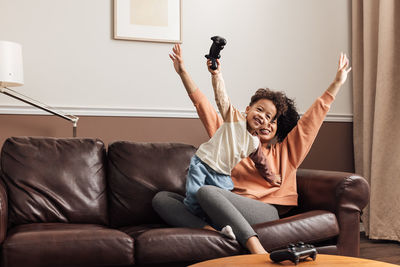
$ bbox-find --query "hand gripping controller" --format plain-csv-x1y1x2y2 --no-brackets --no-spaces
269,242,317,265
205,36,227,70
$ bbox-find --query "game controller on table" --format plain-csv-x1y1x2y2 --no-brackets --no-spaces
205,36,227,70
269,242,317,265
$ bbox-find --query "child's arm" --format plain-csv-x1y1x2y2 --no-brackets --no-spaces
207,59,231,121
169,44,198,95
249,144,281,187
170,44,223,138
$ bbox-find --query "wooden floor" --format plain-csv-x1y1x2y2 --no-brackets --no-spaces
359,232,400,265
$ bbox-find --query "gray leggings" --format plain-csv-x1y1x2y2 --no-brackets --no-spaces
152,185,279,247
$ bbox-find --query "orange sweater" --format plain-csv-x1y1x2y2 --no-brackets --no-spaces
189,89,335,206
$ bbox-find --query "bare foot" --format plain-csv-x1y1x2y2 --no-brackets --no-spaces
246,236,269,254
203,225,216,231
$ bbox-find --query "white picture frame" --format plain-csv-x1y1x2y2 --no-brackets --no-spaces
113,0,182,43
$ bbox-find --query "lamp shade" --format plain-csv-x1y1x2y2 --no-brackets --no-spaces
0,40,24,87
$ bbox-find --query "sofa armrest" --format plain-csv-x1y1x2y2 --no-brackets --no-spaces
0,172,8,244
293,169,370,256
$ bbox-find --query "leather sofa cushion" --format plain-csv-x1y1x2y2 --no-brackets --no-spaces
1,223,134,267
119,223,168,239
126,210,339,265
107,141,196,227
1,137,108,226
126,227,244,265
254,210,339,251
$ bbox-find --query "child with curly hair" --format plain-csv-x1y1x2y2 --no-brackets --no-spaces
153,44,351,254
183,51,287,238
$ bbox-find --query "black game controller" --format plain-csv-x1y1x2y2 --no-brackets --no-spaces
269,242,317,265
205,36,227,70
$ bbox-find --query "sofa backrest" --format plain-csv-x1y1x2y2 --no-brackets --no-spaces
0,137,108,226
107,141,196,228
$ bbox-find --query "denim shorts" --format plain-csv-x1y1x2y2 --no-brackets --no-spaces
183,155,233,217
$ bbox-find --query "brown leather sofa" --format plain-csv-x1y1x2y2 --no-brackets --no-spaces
0,137,370,267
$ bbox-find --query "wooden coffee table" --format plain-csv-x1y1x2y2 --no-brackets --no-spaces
189,254,399,266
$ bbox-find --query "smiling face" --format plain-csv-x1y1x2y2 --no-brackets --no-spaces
245,98,278,143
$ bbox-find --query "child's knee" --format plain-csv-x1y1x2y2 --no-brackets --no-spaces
196,185,218,200
152,191,168,210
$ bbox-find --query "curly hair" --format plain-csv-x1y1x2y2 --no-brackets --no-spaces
276,96,299,142
249,88,299,142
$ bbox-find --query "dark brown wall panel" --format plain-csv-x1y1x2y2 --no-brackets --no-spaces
0,115,354,172
300,122,354,172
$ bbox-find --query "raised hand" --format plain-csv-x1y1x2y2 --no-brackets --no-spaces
334,52,352,85
169,44,198,94
169,44,186,75
207,58,221,75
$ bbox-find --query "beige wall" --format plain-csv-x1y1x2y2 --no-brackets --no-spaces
0,0,352,120
0,115,354,173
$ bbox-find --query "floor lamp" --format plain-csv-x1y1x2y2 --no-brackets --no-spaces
0,40,79,137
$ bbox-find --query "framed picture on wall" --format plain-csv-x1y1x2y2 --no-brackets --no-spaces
113,0,182,43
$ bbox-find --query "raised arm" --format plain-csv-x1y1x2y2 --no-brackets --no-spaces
169,44,223,137
169,44,198,95
283,53,352,167
207,59,230,121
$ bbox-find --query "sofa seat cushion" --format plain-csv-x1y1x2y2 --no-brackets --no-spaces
1,223,134,267
119,224,167,239
127,210,338,265
122,227,244,265
254,210,340,251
